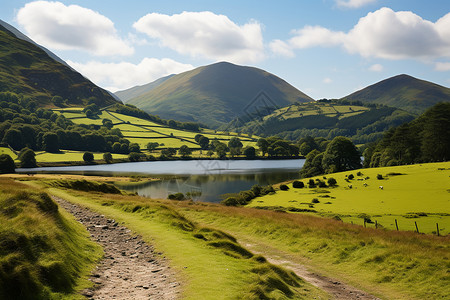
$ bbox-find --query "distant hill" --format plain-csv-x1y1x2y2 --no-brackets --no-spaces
342,74,450,114
115,74,174,103
0,21,118,107
123,62,313,128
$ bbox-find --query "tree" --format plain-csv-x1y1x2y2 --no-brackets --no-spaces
19,148,37,168
129,143,140,153
322,136,361,173
42,132,59,153
103,152,113,163
3,128,23,150
0,154,15,173
128,152,141,162
299,149,324,178
52,96,64,107
178,145,192,158
83,152,94,163
228,137,243,149
146,142,159,151
243,146,256,159
257,138,269,156
198,136,210,150
215,142,228,158
102,118,113,129
112,142,121,153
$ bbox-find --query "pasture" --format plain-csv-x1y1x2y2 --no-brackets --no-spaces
248,162,450,235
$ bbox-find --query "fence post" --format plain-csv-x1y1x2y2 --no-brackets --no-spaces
395,219,399,231
375,220,378,229
436,223,440,236
414,221,419,233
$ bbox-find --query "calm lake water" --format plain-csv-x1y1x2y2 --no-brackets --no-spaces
18,159,305,203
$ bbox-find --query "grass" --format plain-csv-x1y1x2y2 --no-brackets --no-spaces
44,184,324,299
0,178,102,299
247,162,450,235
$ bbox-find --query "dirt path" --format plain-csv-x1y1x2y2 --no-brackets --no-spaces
53,196,181,299
242,241,380,300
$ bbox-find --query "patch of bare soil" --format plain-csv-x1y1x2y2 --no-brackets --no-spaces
243,241,380,300
53,196,180,299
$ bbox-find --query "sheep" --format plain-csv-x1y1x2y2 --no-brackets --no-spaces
379,186,384,190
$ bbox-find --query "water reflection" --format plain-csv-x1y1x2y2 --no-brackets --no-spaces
117,171,300,203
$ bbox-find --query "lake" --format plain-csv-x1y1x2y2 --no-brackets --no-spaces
18,159,305,203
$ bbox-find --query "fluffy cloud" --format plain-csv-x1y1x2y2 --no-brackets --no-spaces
435,62,450,71
17,1,133,56
369,64,383,72
335,0,377,9
323,77,333,84
133,11,264,63
272,8,450,61
67,58,194,92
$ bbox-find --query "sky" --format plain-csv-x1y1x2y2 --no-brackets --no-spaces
1,0,449,99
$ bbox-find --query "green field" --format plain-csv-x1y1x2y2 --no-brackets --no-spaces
54,108,258,152
264,102,369,121
248,162,450,235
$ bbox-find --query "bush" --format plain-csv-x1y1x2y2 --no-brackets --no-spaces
377,174,383,180
0,154,15,173
128,152,141,162
103,152,113,163
317,180,327,188
168,193,186,201
327,177,337,186
279,184,289,191
311,198,320,203
261,185,275,195
82,152,94,163
348,174,354,180
292,181,304,188
308,179,316,188
221,197,240,206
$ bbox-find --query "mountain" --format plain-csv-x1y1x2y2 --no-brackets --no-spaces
0,20,118,107
115,74,174,103
121,62,313,128
342,74,450,114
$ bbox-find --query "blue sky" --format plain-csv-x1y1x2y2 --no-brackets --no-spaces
1,0,449,98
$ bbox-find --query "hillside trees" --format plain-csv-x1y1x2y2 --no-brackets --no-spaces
18,147,37,168
322,136,362,173
0,154,15,173
366,103,450,167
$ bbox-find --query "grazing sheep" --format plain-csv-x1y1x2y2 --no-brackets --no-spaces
379,186,384,190
363,183,368,187
348,184,352,189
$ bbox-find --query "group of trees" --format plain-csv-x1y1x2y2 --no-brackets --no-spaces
256,136,300,157
300,136,361,178
363,103,450,167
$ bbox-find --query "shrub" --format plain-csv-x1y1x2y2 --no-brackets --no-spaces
103,152,113,163
317,180,327,188
168,193,186,201
0,154,15,173
292,180,304,188
327,177,337,186
377,174,383,180
308,179,316,188
348,174,354,180
357,171,363,176
261,185,275,195
311,198,320,203
82,152,94,163
221,197,239,206
279,184,289,191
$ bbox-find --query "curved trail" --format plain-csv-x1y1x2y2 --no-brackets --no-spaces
243,241,381,300
53,196,180,299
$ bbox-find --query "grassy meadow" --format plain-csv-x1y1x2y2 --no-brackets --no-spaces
247,162,450,235
14,176,449,299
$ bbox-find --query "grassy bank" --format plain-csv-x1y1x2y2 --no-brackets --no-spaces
45,184,325,299
0,178,102,299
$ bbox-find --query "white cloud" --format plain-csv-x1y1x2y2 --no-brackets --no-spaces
16,1,133,56
323,78,333,84
133,11,264,63
67,58,194,92
369,63,383,72
272,8,450,61
336,0,377,9
269,39,294,57
435,62,450,71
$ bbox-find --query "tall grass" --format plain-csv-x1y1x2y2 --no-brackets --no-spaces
0,178,102,299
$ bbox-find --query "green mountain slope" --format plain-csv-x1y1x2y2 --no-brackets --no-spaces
342,74,450,114
230,100,415,143
115,74,174,103
124,62,313,128
0,22,118,107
